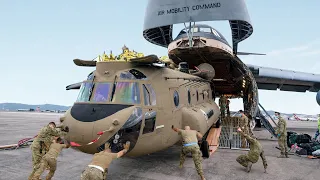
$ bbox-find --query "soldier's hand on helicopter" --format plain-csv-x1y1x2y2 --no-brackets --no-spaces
237,127,242,132
123,141,130,150
105,142,111,149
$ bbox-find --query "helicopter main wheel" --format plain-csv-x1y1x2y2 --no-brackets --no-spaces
200,140,210,158
215,119,221,128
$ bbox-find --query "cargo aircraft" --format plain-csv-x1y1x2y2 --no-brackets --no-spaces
59,0,320,158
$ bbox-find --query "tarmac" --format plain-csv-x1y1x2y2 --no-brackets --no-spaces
0,111,319,180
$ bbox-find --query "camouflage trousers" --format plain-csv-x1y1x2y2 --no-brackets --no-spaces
32,155,57,180
179,145,203,176
220,108,226,118
240,129,249,148
28,141,43,180
278,135,288,155
236,150,267,169
81,166,107,180
28,140,51,180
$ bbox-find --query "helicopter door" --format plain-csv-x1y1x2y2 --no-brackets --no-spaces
165,88,182,144
140,84,159,136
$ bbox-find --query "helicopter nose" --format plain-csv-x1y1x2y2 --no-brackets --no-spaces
62,104,138,153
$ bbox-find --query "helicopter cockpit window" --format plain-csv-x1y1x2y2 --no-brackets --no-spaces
92,83,111,102
119,69,147,80
142,84,156,106
196,90,199,102
199,27,212,33
187,89,191,104
111,82,140,104
76,82,93,102
173,90,179,107
87,71,94,80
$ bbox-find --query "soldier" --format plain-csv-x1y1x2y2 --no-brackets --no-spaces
275,112,288,158
236,127,267,173
239,110,249,148
226,99,230,117
172,125,205,180
32,137,70,180
314,114,320,140
219,96,227,118
28,122,69,180
81,141,130,180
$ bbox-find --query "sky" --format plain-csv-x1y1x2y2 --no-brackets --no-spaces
0,0,320,114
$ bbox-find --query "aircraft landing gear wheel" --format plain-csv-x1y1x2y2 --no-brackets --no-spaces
215,119,221,128
200,140,210,158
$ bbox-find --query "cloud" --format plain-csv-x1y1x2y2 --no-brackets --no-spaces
268,46,309,56
267,39,320,57
298,49,320,57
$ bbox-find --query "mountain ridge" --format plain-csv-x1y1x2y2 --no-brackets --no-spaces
0,103,70,111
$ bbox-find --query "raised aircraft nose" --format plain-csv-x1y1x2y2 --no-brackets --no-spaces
61,104,137,154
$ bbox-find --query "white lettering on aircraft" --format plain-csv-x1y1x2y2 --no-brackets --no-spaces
158,3,221,16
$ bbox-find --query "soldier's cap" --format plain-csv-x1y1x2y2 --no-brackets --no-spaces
239,110,244,113
49,122,56,127
275,111,280,114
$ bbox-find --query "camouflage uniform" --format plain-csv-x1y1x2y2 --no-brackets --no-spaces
81,151,118,180
32,142,69,180
28,125,67,180
178,130,204,177
240,115,249,148
219,96,227,118
276,116,288,157
236,131,268,172
226,101,230,117
314,117,320,140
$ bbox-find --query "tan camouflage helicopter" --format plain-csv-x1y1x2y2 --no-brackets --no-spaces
61,45,220,158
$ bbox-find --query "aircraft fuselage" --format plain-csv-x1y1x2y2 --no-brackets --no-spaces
62,61,220,156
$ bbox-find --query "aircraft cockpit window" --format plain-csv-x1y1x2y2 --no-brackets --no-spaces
187,27,198,33
87,71,94,80
212,29,221,38
187,89,191,104
196,90,199,102
173,90,179,107
76,82,93,102
120,69,147,80
142,84,156,106
199,27,212,33
111,82,140,104
92,83,111,102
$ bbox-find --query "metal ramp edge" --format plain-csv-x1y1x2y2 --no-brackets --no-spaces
258,103,277,138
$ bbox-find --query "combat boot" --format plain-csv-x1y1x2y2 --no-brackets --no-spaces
277,154,285,158
246,162,252,172
285,154,289,158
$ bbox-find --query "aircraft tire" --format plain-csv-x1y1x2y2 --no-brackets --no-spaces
215,119,221,128
201,140,210,158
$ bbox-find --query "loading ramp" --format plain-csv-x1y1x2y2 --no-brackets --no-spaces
258,103,277,138
205,104,277,156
